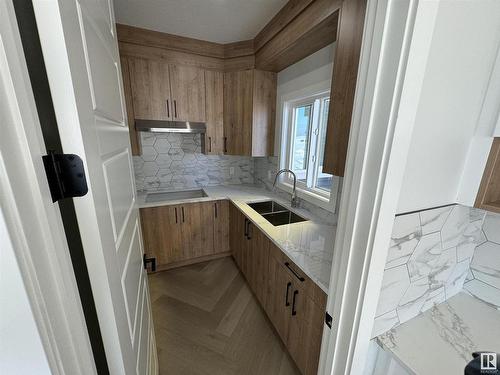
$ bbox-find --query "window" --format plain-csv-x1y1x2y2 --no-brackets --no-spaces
283,93,334,199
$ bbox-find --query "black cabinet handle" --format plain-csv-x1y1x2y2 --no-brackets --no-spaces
247,221,252,240
292,290,299,316
285,262,305,282
175,207,178,224
208,137,212,153
181,207,185,223
214,202,218,218
224,137,228,153
285,282,292,307
174,100,178,118
244,218,249,239
166,100,170,118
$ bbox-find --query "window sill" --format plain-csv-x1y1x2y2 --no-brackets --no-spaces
278,181,335,213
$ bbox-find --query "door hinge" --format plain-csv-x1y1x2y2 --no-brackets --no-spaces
42,151,88,203
325,312,333,329
143,254,157,272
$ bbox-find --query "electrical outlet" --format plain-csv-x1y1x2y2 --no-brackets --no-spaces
229,167,235,176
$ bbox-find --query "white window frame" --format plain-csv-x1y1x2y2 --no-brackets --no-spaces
277,84,340,213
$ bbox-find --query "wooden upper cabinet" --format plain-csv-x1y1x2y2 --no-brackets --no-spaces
205,70,224,154
128,56,172,121
322,0,367,177
224,70,254,156
169,65,206,122
127,56,206,123
223,69,276,156
119,56,141,155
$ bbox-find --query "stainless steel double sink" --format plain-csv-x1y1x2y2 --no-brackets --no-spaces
248,200,308,226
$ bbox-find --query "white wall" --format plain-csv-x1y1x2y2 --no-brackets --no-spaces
0,210,51,375
396,0,500,213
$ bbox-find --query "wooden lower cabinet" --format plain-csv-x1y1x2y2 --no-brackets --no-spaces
140,200,230,270
229,203,326,375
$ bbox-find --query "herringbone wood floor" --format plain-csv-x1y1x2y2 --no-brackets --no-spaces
149,256,301,375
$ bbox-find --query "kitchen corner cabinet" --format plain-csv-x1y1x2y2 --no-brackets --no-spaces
204,70,225,154
229,203,326,375
140,200,229,270
127,56,206,123
223,69,276,156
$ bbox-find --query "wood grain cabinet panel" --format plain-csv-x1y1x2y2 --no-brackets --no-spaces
140,201,226,270
180,202,214,259
213,200,230,253
322,0,367,177
119,56,141,155
140,205,182,266
204,70,224,154
128,56,172,121
475,138,500,214
169,64,206,122
223,69,276,156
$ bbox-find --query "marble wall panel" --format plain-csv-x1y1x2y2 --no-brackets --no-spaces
372,204,488,337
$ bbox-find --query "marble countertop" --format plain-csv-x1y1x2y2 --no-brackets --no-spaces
377,292,500,374
136,185,336,293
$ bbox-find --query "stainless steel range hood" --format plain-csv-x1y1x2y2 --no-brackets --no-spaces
135,119,206,134
134,119,207,153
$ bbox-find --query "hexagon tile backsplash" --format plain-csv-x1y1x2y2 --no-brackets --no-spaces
372,205,500,337
133,133,255,191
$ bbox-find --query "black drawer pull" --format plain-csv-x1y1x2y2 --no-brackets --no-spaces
244,218,249,239
285,262,305,282
181,207,185,223
175,207,178,223
285,282,292,306
292,290,299,316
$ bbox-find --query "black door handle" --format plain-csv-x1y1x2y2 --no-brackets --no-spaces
292,290,299,316
285,282,292,307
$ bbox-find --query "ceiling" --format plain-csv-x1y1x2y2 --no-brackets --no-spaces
113,0,289,44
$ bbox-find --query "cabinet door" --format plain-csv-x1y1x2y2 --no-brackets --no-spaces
169,65,206,122
252,70,277,157
205,70,224,154
223,70,253,156
128,57,171,121
180,202,214,259
266,254,292,343
286,281,308,373
303,299,326,375
213,200,230,253
119,56,141,155
251,228,270,307
229,204,246,270
140,205,182,267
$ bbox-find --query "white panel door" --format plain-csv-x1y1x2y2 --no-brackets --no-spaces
32,0,156,374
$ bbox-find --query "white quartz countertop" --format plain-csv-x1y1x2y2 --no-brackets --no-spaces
137,185,336,293
377,292,500,374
